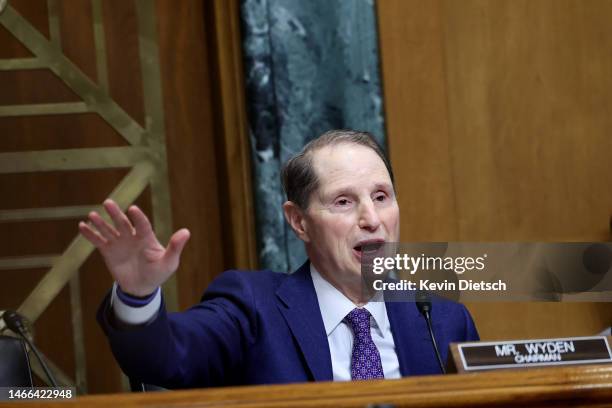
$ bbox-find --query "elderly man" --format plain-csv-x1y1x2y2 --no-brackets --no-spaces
81,129,478,388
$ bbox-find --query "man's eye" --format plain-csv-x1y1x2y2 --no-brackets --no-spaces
336,199,350,206
374,194,386,202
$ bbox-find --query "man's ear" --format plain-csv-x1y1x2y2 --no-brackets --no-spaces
283,201,310,242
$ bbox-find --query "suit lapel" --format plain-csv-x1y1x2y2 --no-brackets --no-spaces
386,299,424,376
276,261,333,381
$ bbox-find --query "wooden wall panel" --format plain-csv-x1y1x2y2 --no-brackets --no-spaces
155,0,227,309
7,0,48,40
0,0,255,394
0,70,79,104
441,0,612,241
103,0,145,126
377,0,612,341
2,0,122,394
203,0,257,271
0,114,127,151
57,1,97,83
377,0,458,241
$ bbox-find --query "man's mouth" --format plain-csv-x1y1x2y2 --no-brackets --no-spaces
353,240,385,260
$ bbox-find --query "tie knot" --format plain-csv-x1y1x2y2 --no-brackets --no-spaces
344,308,372,336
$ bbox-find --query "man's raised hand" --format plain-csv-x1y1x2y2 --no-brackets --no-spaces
79,199,190,296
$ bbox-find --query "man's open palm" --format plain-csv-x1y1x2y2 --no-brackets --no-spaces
79,199,190,296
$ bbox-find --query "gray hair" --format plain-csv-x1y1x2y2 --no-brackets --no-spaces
281,129,395,209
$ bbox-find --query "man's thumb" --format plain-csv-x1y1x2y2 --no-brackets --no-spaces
164,228,191,264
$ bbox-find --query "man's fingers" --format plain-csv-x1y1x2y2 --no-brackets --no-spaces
163,228,191,267
79,221,108,247
103,199,135,235
166,228,191,255
127,205,153,237
88,211,120,241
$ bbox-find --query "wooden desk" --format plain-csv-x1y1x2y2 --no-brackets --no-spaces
14,364,612,408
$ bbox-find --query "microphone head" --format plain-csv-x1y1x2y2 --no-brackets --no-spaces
2,310,26,335
415,291,432,316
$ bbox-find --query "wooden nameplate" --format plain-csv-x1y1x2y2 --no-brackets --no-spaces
448,335,612,373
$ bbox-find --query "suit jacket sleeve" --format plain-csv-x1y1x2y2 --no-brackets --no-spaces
97,270,258,388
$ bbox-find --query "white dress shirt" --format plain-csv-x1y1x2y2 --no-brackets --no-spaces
112,265,401,381
310,265,400,381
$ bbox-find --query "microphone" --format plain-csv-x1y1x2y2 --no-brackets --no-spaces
415,292,446,374
2,310,59,387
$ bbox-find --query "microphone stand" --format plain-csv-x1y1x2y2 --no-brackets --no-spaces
2,310,59,387
416,294,446,374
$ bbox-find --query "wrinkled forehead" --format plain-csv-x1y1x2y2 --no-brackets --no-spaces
309,143,392,194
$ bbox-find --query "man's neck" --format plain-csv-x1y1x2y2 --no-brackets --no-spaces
311,264,373,306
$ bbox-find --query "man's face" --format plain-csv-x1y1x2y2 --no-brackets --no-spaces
300,143,400,286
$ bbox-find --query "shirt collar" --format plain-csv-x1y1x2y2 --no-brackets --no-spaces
310,264,389,338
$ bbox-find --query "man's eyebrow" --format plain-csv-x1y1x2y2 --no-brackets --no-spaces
324,187,355,198
373,182,393,191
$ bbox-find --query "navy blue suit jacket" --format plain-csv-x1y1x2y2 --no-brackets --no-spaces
98,262,479,388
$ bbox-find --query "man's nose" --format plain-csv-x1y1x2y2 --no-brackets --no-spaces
358,201,381,231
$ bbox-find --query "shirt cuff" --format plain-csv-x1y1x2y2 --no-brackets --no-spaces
111,282,161,325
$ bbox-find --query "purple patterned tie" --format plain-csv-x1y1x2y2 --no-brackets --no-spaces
344,308,384,380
